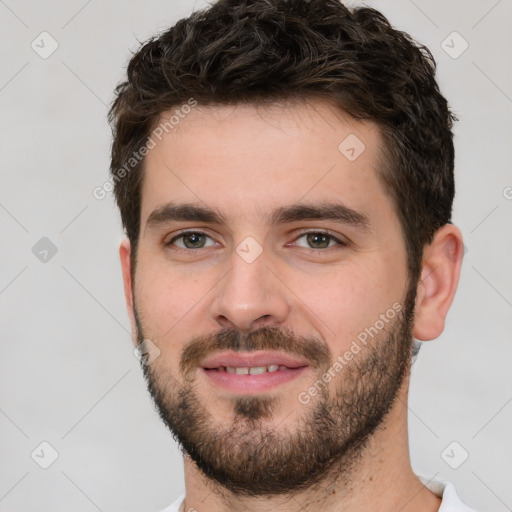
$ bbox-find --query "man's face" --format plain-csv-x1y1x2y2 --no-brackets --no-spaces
127,100,415,495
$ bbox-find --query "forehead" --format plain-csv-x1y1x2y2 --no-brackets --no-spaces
140,99,392,230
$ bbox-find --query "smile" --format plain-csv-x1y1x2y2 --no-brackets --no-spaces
202,365,309,394
206,364,293,374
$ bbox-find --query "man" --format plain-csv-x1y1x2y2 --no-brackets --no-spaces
108,0,476,510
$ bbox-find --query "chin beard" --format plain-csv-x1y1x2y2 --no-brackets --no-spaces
135,287,415,497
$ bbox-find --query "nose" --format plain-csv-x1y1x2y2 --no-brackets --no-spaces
210,245,290,333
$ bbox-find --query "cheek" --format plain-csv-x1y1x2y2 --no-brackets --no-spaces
134,255,200,344
297,258,406,356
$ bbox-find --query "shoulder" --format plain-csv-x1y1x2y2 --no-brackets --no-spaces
160,480,481,512
159,493,185,512
417,474,480,512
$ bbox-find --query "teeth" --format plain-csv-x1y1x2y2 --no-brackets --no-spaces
222,365,287,374
249,366,267,375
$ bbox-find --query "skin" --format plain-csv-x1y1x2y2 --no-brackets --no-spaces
119,99,464,512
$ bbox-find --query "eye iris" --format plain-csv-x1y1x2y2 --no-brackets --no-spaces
183,233,205,248
307,233,330,249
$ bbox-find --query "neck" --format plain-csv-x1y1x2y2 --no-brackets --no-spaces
179,380,441,512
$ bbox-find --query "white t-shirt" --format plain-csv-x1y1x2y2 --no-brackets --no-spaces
160,475,478,512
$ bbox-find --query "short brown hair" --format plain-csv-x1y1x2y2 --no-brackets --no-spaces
108,0,456,282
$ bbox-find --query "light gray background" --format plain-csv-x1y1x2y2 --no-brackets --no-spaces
1,0,511,510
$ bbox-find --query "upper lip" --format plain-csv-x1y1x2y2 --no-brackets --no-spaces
200,351,310,369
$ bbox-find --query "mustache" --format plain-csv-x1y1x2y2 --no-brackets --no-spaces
179,326,332,376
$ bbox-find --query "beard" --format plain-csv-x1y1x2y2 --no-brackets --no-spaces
134,285,416,498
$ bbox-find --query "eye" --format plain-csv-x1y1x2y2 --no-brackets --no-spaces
165,230,346,251
166,231,217,250
293,231,346,250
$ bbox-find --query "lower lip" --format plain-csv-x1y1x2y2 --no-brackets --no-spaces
201,367,309,394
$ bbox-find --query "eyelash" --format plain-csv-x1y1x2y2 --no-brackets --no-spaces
165,229,347,251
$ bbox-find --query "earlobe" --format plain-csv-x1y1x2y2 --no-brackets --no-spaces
119,238,137,343
412,224,464,341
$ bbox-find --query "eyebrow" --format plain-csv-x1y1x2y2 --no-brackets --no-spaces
144,201,371,232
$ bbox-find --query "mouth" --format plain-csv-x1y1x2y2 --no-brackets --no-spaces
205,364,297,374
200,351,310,394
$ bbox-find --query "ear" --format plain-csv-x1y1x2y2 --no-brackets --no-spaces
412,224,464,341
119,238,138,346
